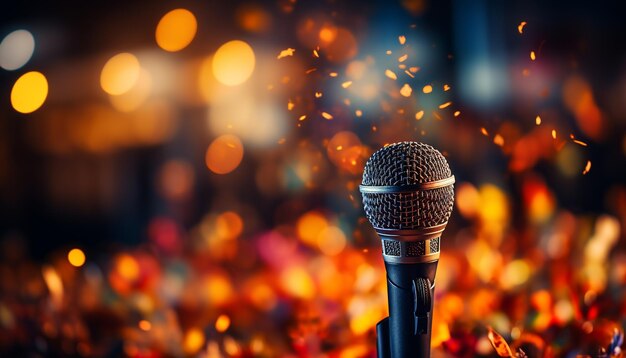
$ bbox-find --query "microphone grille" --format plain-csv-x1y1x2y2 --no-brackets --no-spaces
361,142,454,230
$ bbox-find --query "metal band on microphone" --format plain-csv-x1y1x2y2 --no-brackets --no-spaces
359,175,455,194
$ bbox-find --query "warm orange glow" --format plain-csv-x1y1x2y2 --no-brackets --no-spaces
115,254,140,282
11,71,48,113
456,182,480,218
562,75,603,139
203,274,234,306
138,320,151,331
297,211,328,246
317,226,347,256
415,110,424,120
67,248,86,267
155,9,197,52
42,266,63,307
205,134,244,174
109,69,152,112
183,328,205,355
422,84,433,93
100,53,140,95
215,314,231,332
215,211,243,240
280,266,315,299
385,69,397,80
518,21,527,34
212,40,255,86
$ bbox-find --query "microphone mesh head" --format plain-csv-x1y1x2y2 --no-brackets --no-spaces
361,142,454,230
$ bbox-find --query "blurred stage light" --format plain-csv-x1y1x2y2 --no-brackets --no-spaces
205,134,244,174
0,29,35,71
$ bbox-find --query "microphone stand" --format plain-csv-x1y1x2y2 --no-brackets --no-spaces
376,261,438,358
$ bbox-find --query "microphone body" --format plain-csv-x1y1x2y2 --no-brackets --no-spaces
359,142,455,358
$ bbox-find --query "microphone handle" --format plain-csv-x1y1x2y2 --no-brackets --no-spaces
384,260,438,358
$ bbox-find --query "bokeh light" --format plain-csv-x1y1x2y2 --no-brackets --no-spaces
11,71,48,113
67,248,86,267
0,29,35,71
205,134,244,174
212,40,255,86
155,9,197,52
100,52,141,95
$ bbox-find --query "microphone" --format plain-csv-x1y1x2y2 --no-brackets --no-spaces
359,142,455,358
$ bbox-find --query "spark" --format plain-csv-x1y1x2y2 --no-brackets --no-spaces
433,112,443,120
398,64,406,70
329,72,338,77
583,160,591,175
321,112,333,120
385,69,398,80
298,115,306,121
535,115,542,125
405,70,414,78
400,84,412,97
277,48,295,59
315,92,322,98
493,134,504,147
573,139,588,147
336,145,343,151
422,85,433,94
409,66,420,73
287,100,294,110
530,51,536,61
518,21,527,34
342,81,353,88
386,50,392,55
305,68,317,74
481,127,489,136
443,84,451,91
439,101,452,109
552,129,557,139
313,49,319,58
415,110,424,120
398,54,408,62
454,111,461,117
398,35,406,45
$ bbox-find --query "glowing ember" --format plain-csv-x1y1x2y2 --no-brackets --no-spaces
329,72,338,77
552,129,557,139
400,83,412,97
438,101,452,109
277,48,295,59
287,100,294,110
405,70,414,78
573,139,588,147
342,81,353,88
315,92,323,98
422,84,433,93
138,320,151,331
313,49,319,58
518,21,527,34
385,69,397,80
454,111,461,117
415,110,424,120
583,160,591,175
398,54,408,62
536,115,542,125
443,84,450,91
298,115,306,121
481,127,489,136
398,35,406,45
487,327,514,357
321,112,333,120
530,51,536,61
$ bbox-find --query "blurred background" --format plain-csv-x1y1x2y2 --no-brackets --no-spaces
1,0,625,356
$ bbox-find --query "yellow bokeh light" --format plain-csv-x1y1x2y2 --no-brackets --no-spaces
280,266,315,299
215,314,231,332
205,134,244,174
317,226,347,256
212,40,255,86
115,254,140,282
100,53,141,95
296,211,328,246
155,9,197,52
183,328,205,355
109,69,152,112
11,71,48,114
67,248,86,267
